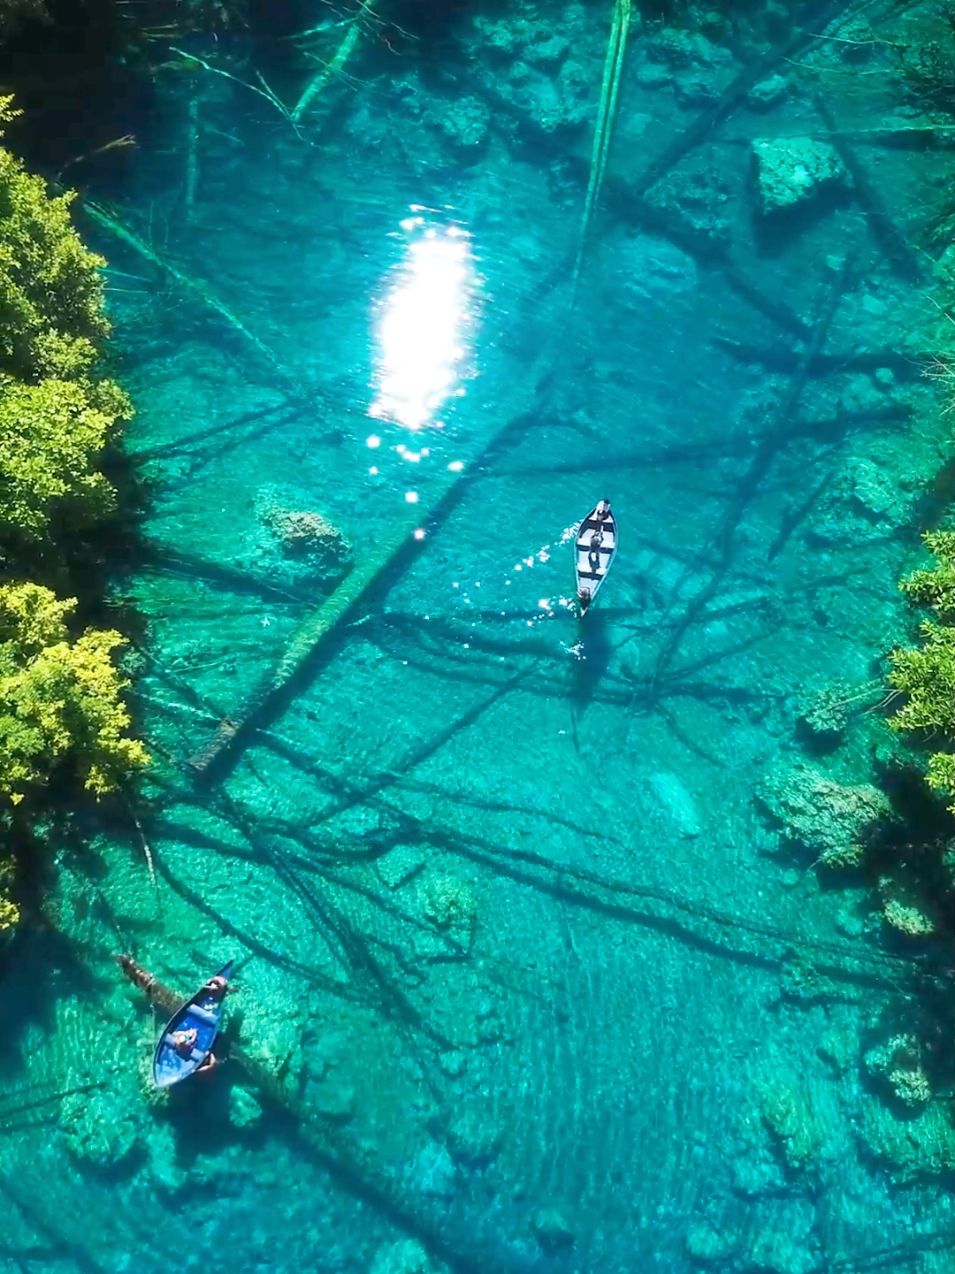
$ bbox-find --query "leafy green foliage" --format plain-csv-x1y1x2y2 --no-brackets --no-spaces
890,533,955,806
899,531,955,620
0,97,109,383
0,97,132,548
0,375,130,537
927,752,955,799
888,623,955,733
0,583,148,805
0,103,148,931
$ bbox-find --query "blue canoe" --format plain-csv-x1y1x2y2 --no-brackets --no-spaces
152,962,233,1088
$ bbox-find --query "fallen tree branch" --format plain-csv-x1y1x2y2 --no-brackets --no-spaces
82,200,304,395
813,92,924,281
291,0,375,124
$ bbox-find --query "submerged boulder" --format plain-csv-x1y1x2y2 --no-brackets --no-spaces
60,1082,141,1169
747,74,789,111
531,1207,575,1252
752,137,850,215
248,484,353,587
371,1239,443,1274
757,762,890,867
433,94,490,150
263,507,351,568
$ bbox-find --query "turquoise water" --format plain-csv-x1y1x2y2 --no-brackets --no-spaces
3,3,955,1271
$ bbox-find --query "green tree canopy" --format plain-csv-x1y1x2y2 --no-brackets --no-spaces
0,98,110,382
890,533,955,806
0,100,148,935
0,374,129,537
0,583,148,805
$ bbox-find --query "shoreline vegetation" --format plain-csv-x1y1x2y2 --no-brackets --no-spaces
0,94,147,931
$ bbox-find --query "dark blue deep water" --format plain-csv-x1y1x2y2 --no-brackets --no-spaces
1,2,954,1272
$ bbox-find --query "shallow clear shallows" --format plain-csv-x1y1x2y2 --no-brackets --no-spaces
2,4,954,1273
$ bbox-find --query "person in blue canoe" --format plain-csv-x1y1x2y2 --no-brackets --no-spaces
171,1027,198,1058
169,970,229,1072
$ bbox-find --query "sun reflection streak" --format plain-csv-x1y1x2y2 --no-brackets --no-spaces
370,214,477,432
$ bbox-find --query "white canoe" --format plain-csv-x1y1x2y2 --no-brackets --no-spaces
575,503,617,613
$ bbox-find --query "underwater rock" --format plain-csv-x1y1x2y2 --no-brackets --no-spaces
816,1029,853,1076
646,171,733,245
841,457,898,521
148,1121,188,1193
265,508,351,567
417,872,477,933
864,1034,932,1110
371,1238,443,1274
645,28,730,71
407,1140,457,1199
648,770,701,838
833,907,866,940
251,485,352,586
639,29,732,109
445,1108,502,1167
747,1230,817,1274
60,1084,141,1170
469,6,594,134
751,137,850,215
238,984,306,1089
746,74,789,111
674,74,720,108
635,62,673,90
531,1207,575,1252
309,1079,357,1122
731,1151,787,1199
526,33,570,66
757,762,890,867
879,878,934,938
436,1048,468,1078
473,15,520,57
686,1220,734,1263
794,680,854,743
229,1084,265,1130
758,1079,823,1177
433,94,490,151
858,1098,955,1182
777,955,842,1007
810,455,907,545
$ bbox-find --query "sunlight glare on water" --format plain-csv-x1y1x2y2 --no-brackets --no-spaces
369,211,478,433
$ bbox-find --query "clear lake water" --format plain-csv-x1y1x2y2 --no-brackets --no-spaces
0,3,953,1272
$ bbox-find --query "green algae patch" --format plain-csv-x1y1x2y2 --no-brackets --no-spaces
857,1097,955,1183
